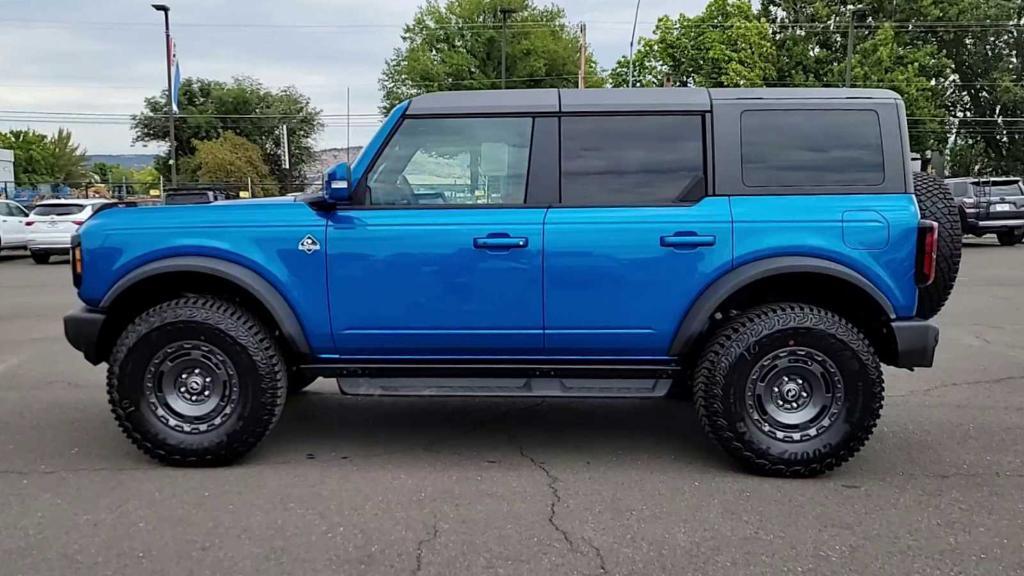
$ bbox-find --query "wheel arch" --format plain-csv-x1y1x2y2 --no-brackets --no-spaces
670,257,897,362
97,256,311,362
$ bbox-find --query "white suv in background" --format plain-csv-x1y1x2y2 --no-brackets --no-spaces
0,199,31,253
26,199,109,264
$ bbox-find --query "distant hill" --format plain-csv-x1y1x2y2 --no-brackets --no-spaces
85,154,156,169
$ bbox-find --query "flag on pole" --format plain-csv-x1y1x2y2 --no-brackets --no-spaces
169,37,181,113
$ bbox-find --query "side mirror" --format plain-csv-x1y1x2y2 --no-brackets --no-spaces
324,162,352,203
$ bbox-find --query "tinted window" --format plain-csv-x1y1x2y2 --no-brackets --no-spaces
948,182,970,198
368,117,532,206
0,203,13,217
561,116,705,204
31,204,86,216
741,110,885,187
971,180,1023,197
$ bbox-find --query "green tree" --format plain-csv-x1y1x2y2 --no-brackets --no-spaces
132,76,323,189
90,161,116,184
0,128,87,185
609,0,776,88
192,132,276,196
378,0,604,113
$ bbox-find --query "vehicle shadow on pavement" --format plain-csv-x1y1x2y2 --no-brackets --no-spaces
0,253,30,262
260,385,734,472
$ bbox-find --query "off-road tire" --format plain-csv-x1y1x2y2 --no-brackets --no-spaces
996,229,1024,246
913,172,961,319
693,303,884,478
107,296,287,466
30,252,50,264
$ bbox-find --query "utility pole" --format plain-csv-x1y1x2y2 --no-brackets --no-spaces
845,6,866,88
346,86,351,163
499,7,517,89
152,4,176,185
628,0,641,88
280,124,290,194
578,22,587,89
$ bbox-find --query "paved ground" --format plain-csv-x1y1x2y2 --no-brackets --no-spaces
1,243,1022,576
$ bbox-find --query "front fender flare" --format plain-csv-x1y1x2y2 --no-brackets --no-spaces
101,256,311,356
668,256,896,356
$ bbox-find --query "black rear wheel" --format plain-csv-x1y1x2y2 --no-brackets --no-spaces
107,296,287,466
996,229,1024,246
694,303,884,477
30,252,50,264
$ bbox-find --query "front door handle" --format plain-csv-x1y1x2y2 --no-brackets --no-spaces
474,235,529,250
661,233,716,249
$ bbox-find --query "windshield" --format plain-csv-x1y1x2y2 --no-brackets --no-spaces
31,204,86,216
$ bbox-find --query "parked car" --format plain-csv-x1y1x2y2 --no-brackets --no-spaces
946,177,1024,246
163,186,229,206
64,88,961,476
0,199,31,253
26,199,110,264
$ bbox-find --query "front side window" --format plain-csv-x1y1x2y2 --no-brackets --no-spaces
741,110,885,188
561,115,706,205
367,117,533,206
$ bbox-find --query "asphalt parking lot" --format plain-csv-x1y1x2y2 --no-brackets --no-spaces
1,243,1022,576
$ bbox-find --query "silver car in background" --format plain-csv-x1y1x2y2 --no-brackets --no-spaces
25,199,110,264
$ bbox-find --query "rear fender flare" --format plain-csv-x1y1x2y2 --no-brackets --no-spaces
100,256,311,356
669,256,896,356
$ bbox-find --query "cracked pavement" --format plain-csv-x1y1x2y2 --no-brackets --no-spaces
2,239,1024,576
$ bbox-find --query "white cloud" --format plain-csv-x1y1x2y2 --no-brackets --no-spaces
0,0,707,153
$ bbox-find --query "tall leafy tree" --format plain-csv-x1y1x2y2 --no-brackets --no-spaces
191,132,276,196
609,0,777,88
132,76,323,188
0,128,87,185
378,0,604,113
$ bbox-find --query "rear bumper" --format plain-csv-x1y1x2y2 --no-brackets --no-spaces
63,306,106,365
890,320,939,369
963,218,1024,233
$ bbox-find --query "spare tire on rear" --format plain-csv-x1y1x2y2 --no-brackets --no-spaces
913,172,961,319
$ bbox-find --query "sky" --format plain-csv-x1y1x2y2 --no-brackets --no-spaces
0,0,707,155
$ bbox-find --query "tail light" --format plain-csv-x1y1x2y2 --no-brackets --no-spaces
24,220,35,227
916,220,939,286
71,234,83,288
962,197,976,208
72,220,85,226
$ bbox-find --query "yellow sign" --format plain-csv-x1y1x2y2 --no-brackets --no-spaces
149,189,161,197
239,191,252,199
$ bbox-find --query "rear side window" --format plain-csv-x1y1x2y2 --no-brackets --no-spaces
31,204,86,216
741,110,885,188
561,115,706,205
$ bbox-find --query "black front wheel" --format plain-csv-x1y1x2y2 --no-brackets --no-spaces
693,303,884,477
30,252,50,264
107,296,287,466
997,229,1024,246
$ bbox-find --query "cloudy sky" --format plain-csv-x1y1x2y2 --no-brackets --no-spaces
0,0,708,155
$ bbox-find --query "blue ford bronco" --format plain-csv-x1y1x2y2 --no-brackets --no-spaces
64,88,961,476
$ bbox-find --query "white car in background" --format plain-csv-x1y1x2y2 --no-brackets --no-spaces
0,199,31,253
26,199,110,264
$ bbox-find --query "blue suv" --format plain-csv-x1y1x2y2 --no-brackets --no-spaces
64,88,961,476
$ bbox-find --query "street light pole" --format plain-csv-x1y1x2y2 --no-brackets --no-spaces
628,0,641,88
152,4,176,185
845,6,867,88
499,7,517,89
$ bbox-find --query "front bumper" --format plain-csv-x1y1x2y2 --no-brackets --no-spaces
63,306,107,365
891,320,939,369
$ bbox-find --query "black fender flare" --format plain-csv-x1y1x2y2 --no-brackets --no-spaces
668,256,896,356
101,256,311,356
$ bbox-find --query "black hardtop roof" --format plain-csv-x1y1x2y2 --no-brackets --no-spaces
405,87,902,116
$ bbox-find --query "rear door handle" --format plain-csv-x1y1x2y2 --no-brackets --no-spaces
660,233,716,249
473,235,529,250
